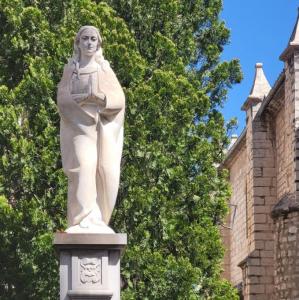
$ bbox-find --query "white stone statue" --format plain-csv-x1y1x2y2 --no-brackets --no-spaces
57,26,125,233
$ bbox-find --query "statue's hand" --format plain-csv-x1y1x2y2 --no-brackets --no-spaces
86,82,106,106
72,93,89,105
93,92,106,106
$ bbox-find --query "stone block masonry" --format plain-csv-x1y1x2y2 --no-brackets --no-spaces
221,10,299,299
54,233,127,300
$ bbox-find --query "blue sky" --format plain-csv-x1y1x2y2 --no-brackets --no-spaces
221,0,299,135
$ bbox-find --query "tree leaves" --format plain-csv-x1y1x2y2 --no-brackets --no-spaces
0,0,240,299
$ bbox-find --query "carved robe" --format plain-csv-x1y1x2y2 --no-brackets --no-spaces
57,61,125,227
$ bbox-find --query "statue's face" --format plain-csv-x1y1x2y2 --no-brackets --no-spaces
78,28,99,57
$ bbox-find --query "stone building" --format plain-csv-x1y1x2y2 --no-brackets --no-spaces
221,12,299,300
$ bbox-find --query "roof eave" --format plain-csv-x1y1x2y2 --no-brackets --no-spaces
220,128,246,169
256,72,285,117
280,43,299,61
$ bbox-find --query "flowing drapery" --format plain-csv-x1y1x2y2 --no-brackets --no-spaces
57,61,125,227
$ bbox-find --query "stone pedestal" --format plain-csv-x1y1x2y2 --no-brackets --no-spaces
54,233,127,300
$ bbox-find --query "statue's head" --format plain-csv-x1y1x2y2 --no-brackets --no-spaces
73,26,103,63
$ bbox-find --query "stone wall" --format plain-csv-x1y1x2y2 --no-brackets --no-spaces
282,55,296,198
268,51,299,299
221,220,231,280
229,145,248,285
222,31,299,299
243,113,276,299
275,101,293,200
272,197,299,300
274,212,299,300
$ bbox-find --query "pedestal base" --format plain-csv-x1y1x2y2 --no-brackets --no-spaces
54,233,127,300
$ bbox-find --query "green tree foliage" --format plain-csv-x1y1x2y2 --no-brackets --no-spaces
0,0,242,299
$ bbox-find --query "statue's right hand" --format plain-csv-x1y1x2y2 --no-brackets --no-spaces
72,94,89,105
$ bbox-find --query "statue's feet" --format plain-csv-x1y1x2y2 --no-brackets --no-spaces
66,210,114,234
65,223,115,234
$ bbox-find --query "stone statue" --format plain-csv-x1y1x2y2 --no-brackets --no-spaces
57,26,125,233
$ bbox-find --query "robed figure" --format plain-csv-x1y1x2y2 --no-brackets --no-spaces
57,26,125,233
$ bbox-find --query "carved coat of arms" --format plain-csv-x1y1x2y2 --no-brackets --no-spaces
79,257,101,284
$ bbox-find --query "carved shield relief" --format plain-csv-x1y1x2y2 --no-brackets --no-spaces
79,257,102,284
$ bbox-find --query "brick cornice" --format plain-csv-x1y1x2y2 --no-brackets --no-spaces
271,193,299,219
